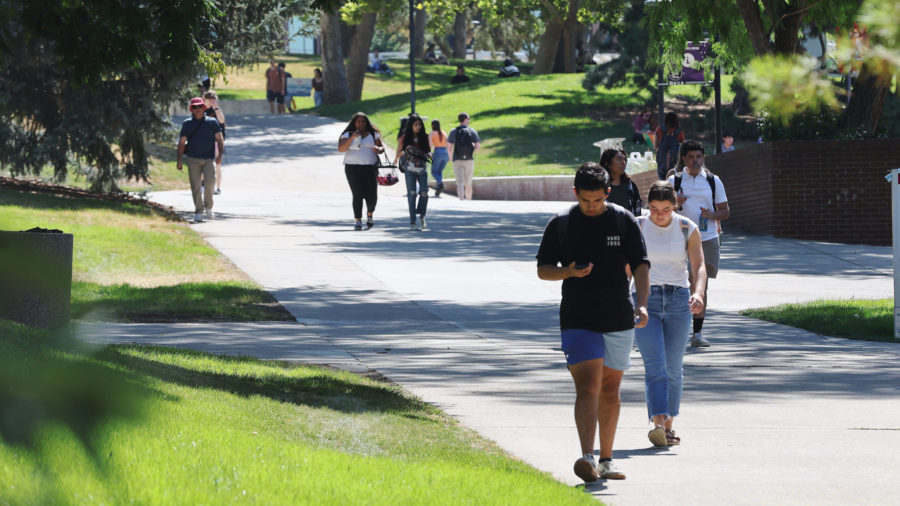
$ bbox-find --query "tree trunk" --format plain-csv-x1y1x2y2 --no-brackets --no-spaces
340,19,355,59
346,12,377,102
452,10,467,58
735,0,772,55
413,7,427,58
532,17,564,75
320,7,349,105
562,0,582,73
844,65,891,133
772,6,804,54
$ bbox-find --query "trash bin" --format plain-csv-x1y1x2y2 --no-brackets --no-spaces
0,228,73,330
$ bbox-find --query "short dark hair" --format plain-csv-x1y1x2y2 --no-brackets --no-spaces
647,181,677,205
458,112,469,122
574,162,610,192
680,139,705,157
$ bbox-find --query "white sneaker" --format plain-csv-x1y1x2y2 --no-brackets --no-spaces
573,455,598,482
418,216,427,231
409,222,417,231
205,209,214,220
193,213,203,223
690,332,710,348
598,459,626,480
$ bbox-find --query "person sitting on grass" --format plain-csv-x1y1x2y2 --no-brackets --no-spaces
451,64,470,84
424,43,448,64
498,58,520,78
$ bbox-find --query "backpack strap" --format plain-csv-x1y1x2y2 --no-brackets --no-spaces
706,170,716,207
680,218,691,249
556,204,578,262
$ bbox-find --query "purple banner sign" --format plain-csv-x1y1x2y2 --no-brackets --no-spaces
668,40,710,85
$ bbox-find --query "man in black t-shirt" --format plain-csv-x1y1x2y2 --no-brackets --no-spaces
537,163,649,483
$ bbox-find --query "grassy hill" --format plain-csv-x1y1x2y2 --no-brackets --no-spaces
216,56,733,177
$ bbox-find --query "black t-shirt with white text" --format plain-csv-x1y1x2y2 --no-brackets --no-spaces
536,203,649,333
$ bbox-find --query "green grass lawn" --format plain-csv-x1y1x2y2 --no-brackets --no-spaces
0,187,292,322
299,62,652,178
741,298,897,342
0,321,597,504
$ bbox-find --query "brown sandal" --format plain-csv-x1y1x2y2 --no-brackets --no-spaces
666,429,681,445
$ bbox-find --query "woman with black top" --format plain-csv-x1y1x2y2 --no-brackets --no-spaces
203,90,226,195
337,112,384,230
600,148,642,216
394,113,431,231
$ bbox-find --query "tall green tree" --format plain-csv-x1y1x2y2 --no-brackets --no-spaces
0,0,221,191
0,0,331,192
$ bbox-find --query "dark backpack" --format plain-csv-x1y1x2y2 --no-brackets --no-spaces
673,169,716,208
452,126,476,160
657,128,682,171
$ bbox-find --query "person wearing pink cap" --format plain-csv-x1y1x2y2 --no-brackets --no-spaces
177,97,223,222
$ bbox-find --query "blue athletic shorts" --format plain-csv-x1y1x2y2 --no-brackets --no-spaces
561,329,605,366
561,328,634,370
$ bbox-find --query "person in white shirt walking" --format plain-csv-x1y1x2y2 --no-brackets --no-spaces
634,181,707,447
666,140,729,348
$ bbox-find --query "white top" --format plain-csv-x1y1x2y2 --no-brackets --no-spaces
341,131,380,165
636,213,698,288
667,169,727,241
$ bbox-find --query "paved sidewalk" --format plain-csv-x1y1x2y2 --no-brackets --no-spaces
80,114,900,505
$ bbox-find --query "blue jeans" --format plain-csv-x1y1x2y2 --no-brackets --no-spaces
431,147,448,186
405,168,428,221
314,90,323,107
633,285,692,420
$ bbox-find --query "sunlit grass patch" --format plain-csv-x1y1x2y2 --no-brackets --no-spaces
0,337,598,504
0,187,292,322
741,298,896,342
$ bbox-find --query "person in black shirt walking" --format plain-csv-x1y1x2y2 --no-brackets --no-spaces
536,163,650,483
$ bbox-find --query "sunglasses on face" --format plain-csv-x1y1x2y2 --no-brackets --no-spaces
191,105,204,109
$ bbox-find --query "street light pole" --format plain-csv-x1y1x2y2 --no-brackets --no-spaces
408,0,416,114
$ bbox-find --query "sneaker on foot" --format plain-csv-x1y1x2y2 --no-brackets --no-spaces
205,209,214,220
214,188,221,195
434,183,444,197
193,213,203,223
598,459,626,480
648,426,667,447
366,218,374,229
354,222,363,231
573,455,599,482
690,332,710,348
409,222,417,231
418,216,427,230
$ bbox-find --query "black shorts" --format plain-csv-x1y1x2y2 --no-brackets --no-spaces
267,90,284,103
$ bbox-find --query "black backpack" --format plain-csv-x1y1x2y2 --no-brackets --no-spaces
657,128,682,171
452,126,476,160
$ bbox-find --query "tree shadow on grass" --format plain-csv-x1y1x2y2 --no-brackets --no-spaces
0,186,166,217
95,345,433,416
71,281,296,323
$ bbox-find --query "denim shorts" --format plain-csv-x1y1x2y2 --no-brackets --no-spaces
561,328,634,370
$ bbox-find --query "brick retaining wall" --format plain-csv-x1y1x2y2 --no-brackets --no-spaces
630,140,900,246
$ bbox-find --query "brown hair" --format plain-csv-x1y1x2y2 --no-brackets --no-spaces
646,181,677,205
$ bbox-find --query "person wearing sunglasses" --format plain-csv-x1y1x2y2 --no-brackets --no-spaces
177,97,223,222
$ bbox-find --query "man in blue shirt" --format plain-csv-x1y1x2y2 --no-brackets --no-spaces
177,97,223,222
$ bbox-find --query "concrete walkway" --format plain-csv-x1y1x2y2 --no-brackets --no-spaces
79,114,900,505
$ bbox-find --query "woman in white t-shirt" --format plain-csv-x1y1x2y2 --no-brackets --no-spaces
338,112,385,230
634,181,707,447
